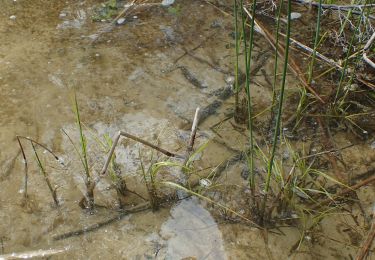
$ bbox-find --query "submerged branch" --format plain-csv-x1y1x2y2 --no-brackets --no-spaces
355,205,375,260
53,202,151,241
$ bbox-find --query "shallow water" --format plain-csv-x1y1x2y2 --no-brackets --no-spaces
1,0,374,259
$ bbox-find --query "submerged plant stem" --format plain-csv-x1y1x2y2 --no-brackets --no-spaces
31,142,59,206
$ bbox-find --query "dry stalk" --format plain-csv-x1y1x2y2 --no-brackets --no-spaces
101,132,183,176
242,7,325,104
355,205,375,260
279,32,343,70
363,32,375,69
293,0,375,19
53,201,151,240
313,175,375,209
16,135,63,201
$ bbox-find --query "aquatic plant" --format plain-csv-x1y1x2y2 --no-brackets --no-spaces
234,0,256,197
63,93,94,209
261,0,292,223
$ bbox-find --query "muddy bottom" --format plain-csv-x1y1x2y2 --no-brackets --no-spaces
0,0,374,259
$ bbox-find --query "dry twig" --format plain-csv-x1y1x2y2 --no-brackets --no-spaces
363,32,375,69
243,7,326,103
314,175,375,209
356,204,375,260
293,0,375,19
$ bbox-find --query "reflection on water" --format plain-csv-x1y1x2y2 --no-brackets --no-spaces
160,197,227,260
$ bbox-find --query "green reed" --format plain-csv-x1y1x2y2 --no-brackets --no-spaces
261,0,292,222
69,92,94,209
234,0,256,194
308,0,323,84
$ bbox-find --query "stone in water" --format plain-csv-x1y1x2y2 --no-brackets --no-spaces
161,0,175,7
290,12,302,20
117,18,126,25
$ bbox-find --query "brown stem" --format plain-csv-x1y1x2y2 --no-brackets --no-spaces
31,141,59,207
243,7,325,104
355,206,375,260
53,202,151,240
313,175,375,209
101,131,183,176
16,135,62,164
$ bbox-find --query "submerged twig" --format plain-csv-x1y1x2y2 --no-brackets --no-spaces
16,136,63,200
31,142,59,207
16,136,28,199
314,175,375,209
355,204,375,260
53,202,151,240
242,7,325,104
279,32,343,70
16,136,62,164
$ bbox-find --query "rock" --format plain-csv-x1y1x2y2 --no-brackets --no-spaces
290,12,302,20
9,15,16,20
117,18,126,25
370,140,375,150
199,179,212,188
210,19,223,28
161,0,175,6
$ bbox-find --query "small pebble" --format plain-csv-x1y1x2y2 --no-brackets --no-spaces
290,12,302,20
211,19,222,28
117,18,126,25
199,178,212,188
161,0,175,6
225,75,235,85
9,15,16,20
